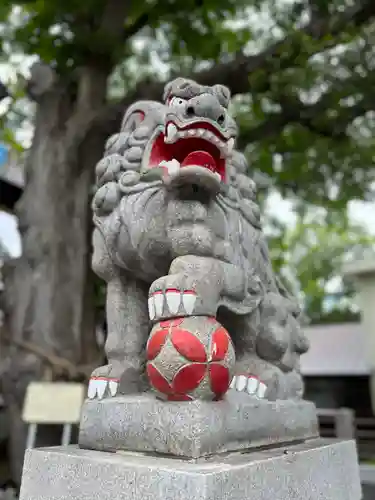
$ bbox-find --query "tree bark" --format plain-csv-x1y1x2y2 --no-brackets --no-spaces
1,71,108,483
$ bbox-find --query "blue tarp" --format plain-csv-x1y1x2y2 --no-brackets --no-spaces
0,144,9,168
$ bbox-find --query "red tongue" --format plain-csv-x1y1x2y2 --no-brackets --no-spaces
181,151,216,172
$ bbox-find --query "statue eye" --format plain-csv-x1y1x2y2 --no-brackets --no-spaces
169,96,186,108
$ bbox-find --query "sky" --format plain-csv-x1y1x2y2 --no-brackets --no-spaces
0,210,21,257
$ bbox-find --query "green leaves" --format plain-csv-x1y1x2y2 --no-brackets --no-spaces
0,126,24,152
267,208,375,324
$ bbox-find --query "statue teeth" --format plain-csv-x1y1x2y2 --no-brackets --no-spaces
168,159,180,174
159,159,180,175
188,129,196,136
166,123,178,143
227,137,234,153
214,172,221,182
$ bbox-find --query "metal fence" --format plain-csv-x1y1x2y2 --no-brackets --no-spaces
317,408,375,461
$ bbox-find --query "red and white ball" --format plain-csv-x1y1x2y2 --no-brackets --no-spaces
146,316,235,401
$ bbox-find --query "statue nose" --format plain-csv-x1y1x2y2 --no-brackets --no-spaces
185,94,225,125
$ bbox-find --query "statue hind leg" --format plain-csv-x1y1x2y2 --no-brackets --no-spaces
216,308,280,401
227,307,305,401
88,228,150,399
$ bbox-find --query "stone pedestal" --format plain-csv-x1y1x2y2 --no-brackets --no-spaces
19,394,362,499
79,393,319,457
20,438,362,500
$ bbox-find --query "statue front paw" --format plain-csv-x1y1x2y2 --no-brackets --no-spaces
148,283,198,321
148,256,223,322
229,374,268,399
87,366,120,400
87,365,146,400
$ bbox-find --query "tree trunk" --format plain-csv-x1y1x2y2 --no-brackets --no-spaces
1,69,110,483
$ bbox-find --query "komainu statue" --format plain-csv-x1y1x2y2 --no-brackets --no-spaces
88,77,309,403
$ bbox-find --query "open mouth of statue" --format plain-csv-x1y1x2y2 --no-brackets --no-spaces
147,121,234,184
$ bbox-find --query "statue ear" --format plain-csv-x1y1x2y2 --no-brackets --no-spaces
212,84,231,108
121,100,164,133
121,110,145,134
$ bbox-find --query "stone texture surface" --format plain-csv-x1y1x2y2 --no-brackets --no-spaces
19,439,361,500
78,392,319,458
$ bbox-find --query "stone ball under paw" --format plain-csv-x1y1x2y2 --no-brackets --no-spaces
146,316,235,401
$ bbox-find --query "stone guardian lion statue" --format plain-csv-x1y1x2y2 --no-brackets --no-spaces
88,77,309,402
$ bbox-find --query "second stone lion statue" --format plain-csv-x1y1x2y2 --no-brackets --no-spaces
88,77,309,402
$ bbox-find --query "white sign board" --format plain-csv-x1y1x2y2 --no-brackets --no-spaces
22,382,85,424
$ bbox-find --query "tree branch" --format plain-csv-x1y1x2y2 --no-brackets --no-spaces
70,1,146,144
95,0,375,144
123,12,151,41
1,330,100,379
99,0,131,36
236,69,375,147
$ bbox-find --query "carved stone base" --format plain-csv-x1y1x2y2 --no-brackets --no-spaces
19,439,362,500
78,392,319,458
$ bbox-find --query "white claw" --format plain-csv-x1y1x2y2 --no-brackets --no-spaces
257,381,267,399
148,296,156,320
96,380,107,400
235,375,247,392
153,292,164,317
166,123,178,143
182,291,197,315
108,380,118,397
227,137,235,154
87,379,97,399
214,172,222,182
165,290,181,315
230,374,267,398
246,377,259,395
